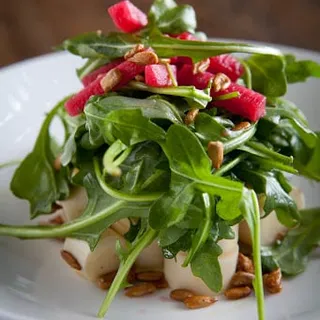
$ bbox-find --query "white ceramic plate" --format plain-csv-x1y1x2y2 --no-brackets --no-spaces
0,46,320,320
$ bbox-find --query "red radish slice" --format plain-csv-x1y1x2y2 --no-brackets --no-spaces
170,56,193,66
82,59,124,86
170,33,197,67
112,61,145,90
177,64,213,89
145,64,177,87
208,54,244,82
193,72,214,89
177,64,194,86
108,0,148,33
65,75,105,116
212,83,266,121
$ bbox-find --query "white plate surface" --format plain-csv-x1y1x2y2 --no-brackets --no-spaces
0,46,320,320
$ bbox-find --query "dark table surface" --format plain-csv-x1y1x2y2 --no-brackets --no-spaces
1,0,320,67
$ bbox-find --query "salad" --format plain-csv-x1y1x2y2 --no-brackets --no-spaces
1,0,320,319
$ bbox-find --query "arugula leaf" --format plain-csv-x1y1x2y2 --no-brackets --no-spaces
102,139,131,177
149,174,195,229
147,34,284,61
149,0,177,21
235,167,299,227
194,113,227,143
272,208,320,275
155,5,197,34
295,132,320,181
126,81,212,109
60,31,284,64
68,173,149,249
104,109,166,145
158,225,188,247
211,219,235,241
285,54,320,83
61,123,87,166
60,32,140,59
175,195,204,229
245,54,287,97
124,219,141,243
162,230,193,259
260,246,279,273
266,98,317,148
1,172,150,250
163,124,244,220
84,95,182,146
191,237,223,292
98,228,158,318
10,98,70,218
105,141,170,195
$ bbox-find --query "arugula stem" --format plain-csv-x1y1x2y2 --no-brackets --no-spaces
0,160,21,170
250,156,297,174
245,190,265,320
245,141,293,164
0,200,126,239
148,36,283,57
94,158,163,202
223,125,257,154
214,153,248,176
213,92,240,101
98,228,158,318
126,81,212,103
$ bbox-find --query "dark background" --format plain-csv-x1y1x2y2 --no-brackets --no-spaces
1,0,320,67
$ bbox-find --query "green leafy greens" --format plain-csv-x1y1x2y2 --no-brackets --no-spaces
1,2,320,320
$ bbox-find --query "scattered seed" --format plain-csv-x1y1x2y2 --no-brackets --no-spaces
184,295,217,309
136,271,164,282
184,109,199,125
97,271,117,290
263,268,282,294
71,167,80,177
212,73,231,92
159,58,171,64
208,141,224,169
128,51,159,65
51,203,62,214
170,289,194,302
193,58,210,74
224,286,252,300
275,232,286,242
49,215,64,225
124,44,145,60
127,268,136,284
230,271,255,288
100,68,122,92
134,74,145,82
53,155,61,171
232,121,251,131
237,253,254,274
60,250,82,271
125,282,157,297
153,277,169,289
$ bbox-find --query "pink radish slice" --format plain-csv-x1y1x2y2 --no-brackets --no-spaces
108,0,148,33
212,83,266,121
208,54,244,82
82,59,123,86
145,64,177,87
